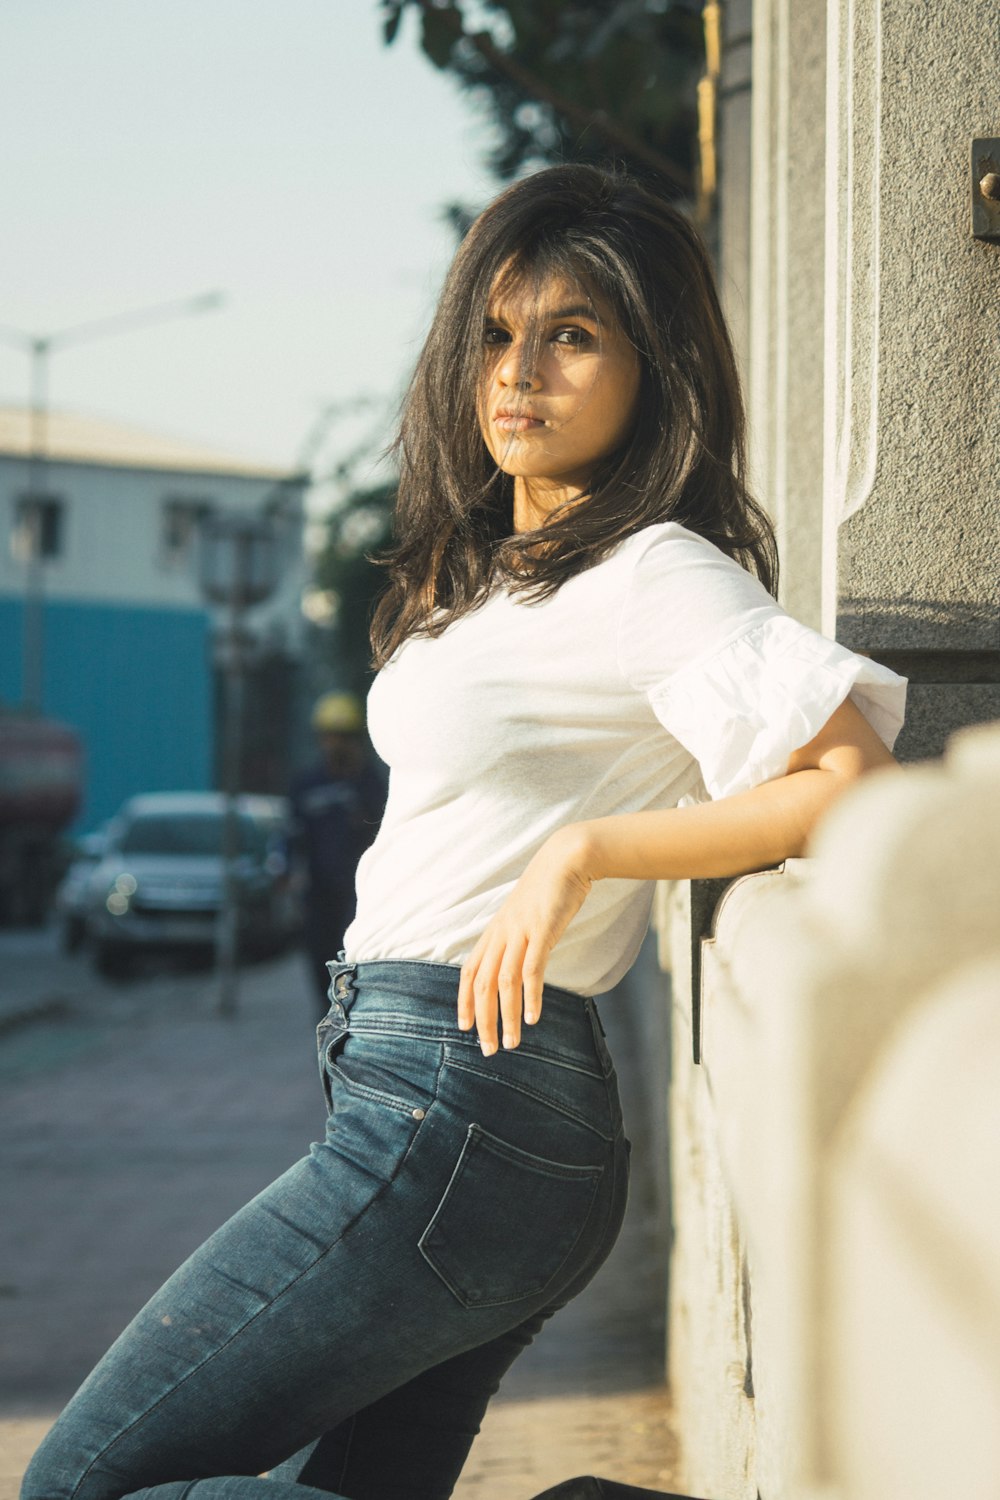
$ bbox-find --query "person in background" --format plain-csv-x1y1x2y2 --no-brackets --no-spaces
290,692,386,1015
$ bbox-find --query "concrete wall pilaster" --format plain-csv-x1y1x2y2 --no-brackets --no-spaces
823,0,1000,756
746,0,827,628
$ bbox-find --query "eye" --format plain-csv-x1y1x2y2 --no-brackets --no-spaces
552,325,594,347
483,324,511,346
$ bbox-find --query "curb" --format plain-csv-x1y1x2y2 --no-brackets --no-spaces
0,997,75,1037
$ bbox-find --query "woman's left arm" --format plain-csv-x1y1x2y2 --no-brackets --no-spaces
457,698,897,1053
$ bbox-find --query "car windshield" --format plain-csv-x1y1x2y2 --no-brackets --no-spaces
119,813,265,858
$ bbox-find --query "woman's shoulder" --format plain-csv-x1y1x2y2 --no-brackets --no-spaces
616,520,779,679
612,520,765,597
561,522,769,631
608,519,735,571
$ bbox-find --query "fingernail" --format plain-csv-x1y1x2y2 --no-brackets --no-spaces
502,1033,517,1050
524,1010,538,1025
480,1041,497,1056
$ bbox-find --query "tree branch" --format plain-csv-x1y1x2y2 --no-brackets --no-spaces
407,0,693,193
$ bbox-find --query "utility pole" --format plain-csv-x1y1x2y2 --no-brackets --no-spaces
199,514,277,1017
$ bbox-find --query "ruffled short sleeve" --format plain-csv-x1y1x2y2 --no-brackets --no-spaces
617,524,907,801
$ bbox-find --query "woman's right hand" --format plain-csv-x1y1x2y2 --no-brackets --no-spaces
456,826,594,1055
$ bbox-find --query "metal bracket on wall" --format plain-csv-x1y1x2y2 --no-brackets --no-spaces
688,876,733,1064
971,139,1000,241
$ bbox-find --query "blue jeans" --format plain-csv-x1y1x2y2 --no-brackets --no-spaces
23,959,630,1500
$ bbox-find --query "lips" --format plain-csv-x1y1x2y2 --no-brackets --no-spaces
493,408,546,432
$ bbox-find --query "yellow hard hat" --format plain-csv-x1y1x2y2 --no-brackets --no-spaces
311,692,364,734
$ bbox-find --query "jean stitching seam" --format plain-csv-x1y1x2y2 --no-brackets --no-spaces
440,1037,603,1081
442,1056,613,1141
331,1068,430,1117
598,1082,627,1258
345,1022,604,1079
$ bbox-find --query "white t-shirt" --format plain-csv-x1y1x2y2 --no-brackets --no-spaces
344,522,906,995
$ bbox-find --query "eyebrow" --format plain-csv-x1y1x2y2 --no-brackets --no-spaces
546,303,598,321
485,302,599,324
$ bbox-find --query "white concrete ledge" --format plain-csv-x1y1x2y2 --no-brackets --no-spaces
666,722,1000,1499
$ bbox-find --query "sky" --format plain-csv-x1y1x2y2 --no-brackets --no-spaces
0,1,497,508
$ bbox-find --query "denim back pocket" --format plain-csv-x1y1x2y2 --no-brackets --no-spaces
418,1123,603,1309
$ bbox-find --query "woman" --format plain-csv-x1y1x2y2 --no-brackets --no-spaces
23,166,904,1500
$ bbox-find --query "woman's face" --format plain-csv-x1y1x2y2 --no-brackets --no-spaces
478,269,641,528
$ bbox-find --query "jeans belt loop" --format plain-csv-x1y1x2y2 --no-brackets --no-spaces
325,958,358,1005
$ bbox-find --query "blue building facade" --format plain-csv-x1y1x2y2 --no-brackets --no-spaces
0,597,213,831
0,408,306,833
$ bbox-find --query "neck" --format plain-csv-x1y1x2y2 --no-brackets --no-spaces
512,476,587,534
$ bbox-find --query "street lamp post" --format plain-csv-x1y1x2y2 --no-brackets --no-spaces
0,291,224,712
22,338,49,718
200,514,278,1017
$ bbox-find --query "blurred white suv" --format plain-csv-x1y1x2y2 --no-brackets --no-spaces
83,791,298,978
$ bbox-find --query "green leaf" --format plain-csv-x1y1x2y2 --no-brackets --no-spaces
382,1,405,46
421,5,460,69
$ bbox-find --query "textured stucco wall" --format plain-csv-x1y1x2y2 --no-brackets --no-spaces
825,0,1000,753
734,0,1000,756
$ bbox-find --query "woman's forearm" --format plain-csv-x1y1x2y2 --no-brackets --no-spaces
457,766,850,1053
458,700,896,1052
569,697,898,884
566,766,848,884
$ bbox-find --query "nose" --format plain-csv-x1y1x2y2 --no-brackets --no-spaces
496,337,542,392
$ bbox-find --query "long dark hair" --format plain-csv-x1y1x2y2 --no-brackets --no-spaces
370,164,777,667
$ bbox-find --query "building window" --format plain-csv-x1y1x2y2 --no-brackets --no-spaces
160,498,212,567
11,495,65,561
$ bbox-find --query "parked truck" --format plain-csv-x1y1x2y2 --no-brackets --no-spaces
0,707,84,925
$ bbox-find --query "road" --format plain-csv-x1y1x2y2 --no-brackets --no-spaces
0,927,679,1499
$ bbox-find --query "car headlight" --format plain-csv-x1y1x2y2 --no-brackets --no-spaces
106,872,138,915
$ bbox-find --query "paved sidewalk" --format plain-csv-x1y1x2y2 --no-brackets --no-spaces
0,936,679,1499
0,926,106,1032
